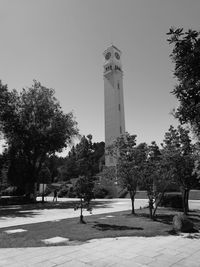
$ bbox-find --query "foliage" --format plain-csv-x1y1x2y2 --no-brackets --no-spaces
107,133,148,214
93,185,108,198
74,175,95,223
161,125,197,214
0,80,78,197
139,142,164,219
45,155,66,182
38,165,51,184
160,192,182,209
167,27,200,137
59,136,105,181
58,186,69,198
97,166,118,198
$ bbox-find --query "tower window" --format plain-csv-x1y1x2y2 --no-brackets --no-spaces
120,126,122,134
118,83,120,90
118,104,120,111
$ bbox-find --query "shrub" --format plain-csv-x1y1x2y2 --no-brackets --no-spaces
0,196,34,205
93,187,108,198
1,186,25,196
58,187,68,198
159,192,182,209
67,187,77,198
118,189,128,198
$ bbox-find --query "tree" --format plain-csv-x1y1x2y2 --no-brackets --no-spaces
0,152,8,191
97,166,118,198
167,28,200,137
62,135,105,180
74,175,94,223
75,135,94,177
140,142,163,219
162,125,196,214
108,133,148,214
46,155,66,182
0,80,78,198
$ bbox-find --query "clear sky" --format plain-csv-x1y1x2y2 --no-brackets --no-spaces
0,0,200,154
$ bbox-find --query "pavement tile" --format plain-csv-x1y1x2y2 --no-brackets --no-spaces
4,229,27,234
29,260,57,267
89,256,122,267
42,236,69,245
157,248,181,256
0,258,17,266
77,251,107,264
133,255,154,265
7,261,29,267
88,258,112,267
20,254,55,265
175,259,200,267
136,249,161,258
118,252,139,260
110,259,145,267
51,255,75,264
58,259,88,267
148,259,173,267
153,253,185,264
186,254,200,263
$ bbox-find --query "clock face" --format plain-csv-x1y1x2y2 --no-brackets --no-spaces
105,52,111,60
115,52,120,60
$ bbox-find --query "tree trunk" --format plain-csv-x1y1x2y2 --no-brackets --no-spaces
185,189,189,214
80,197,85,223
42,183,44,203
130,192,135,214
182,189,187,215
149,197,153,219
153,190,166,218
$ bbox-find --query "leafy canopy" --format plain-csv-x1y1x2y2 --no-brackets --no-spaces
167,28,200,135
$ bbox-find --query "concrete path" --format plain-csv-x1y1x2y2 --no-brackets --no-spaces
0,198,199,229
1,234,200,266
0,198,148,229
0,198,200,266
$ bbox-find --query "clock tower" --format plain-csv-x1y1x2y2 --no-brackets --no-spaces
103,45,126,166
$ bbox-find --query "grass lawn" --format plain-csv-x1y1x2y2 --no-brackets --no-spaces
0,206,200,248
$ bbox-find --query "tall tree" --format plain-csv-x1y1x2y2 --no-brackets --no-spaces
63,135,105,180
167,27,200,137
108,133,148,214
162,125,196,214
140,142,163,219
0,80,78,198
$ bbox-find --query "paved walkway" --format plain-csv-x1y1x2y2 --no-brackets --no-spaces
0,199,200,266
0,198,148,228
1,234,200,266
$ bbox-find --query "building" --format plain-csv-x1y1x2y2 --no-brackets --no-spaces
103,45,126,166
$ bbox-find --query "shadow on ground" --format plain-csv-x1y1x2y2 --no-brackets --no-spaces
93,223,143,231
0,200,114,219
